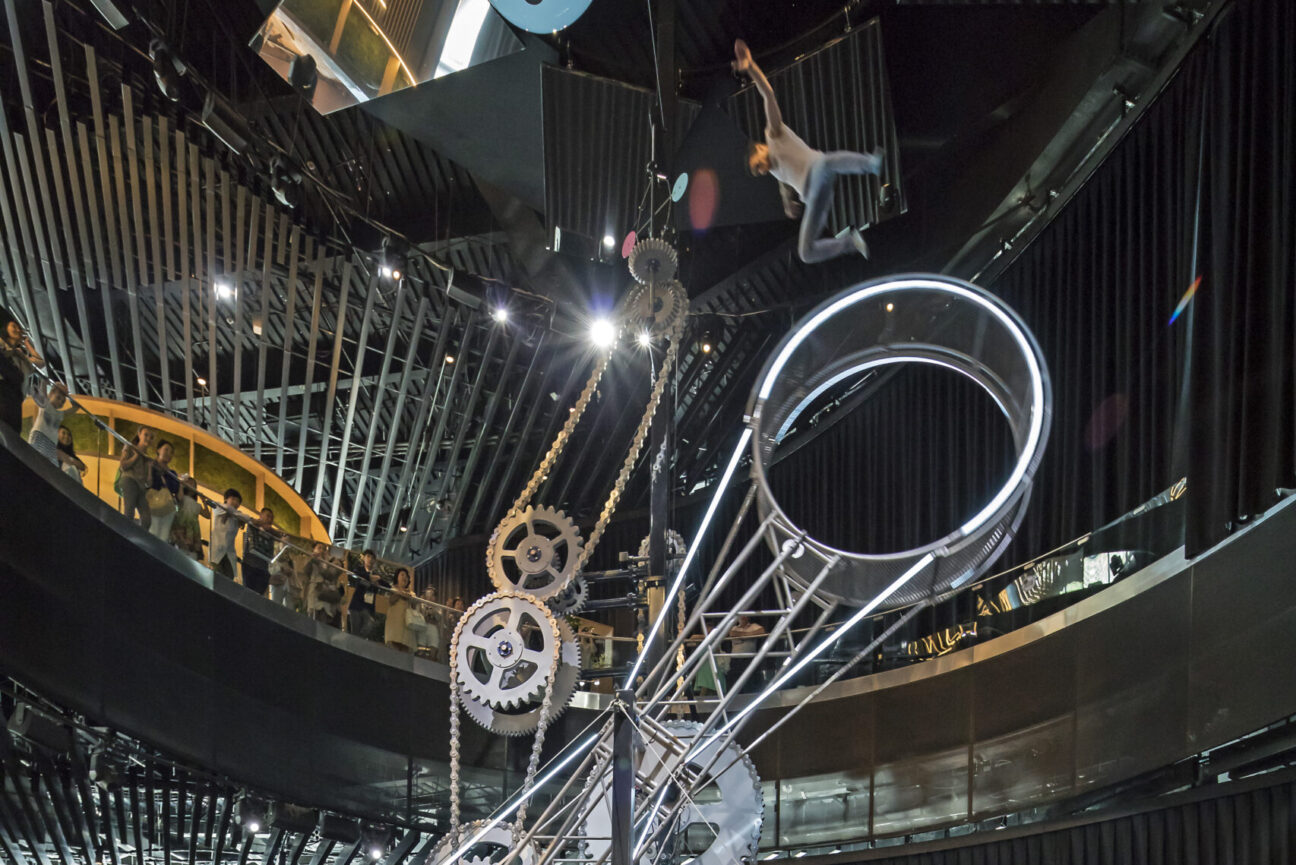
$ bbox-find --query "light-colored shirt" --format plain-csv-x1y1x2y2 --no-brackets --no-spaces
209,509,244,566
767,126,820,199
28,389,67,444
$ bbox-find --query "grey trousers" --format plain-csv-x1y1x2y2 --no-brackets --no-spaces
797,150,884,264
119,477,152,531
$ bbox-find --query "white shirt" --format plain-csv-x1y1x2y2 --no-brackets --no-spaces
28,389,67,443
767,126,821,199
209,508,243,566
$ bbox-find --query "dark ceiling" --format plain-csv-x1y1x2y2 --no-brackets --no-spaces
0,0,1211,566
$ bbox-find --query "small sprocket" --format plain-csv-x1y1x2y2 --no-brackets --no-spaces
546,575,589,616
487,505,585,600
623,280,687,340
628,237,679,285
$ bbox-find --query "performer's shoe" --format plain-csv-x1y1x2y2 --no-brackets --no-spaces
836,226,870,259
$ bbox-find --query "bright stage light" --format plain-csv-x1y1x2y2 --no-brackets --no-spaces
589,318,617,348
636,331,652,348
492,307,509,323
603,234,616,248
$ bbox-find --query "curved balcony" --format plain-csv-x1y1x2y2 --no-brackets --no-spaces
4,418,1296,842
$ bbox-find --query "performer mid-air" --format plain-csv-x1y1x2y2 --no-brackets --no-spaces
733,38,884,263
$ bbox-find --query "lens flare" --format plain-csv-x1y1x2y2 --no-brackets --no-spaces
1168,275,1202,325
688,167,719,231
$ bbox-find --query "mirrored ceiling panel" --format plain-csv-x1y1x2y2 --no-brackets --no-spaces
253,0,525,114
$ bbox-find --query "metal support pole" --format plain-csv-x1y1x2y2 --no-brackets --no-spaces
611,691,637,865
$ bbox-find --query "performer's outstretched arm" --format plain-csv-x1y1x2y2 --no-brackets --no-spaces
733,39,784,136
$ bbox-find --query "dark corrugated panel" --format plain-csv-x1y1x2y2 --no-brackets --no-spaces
728,20,906,232
542,66,699,256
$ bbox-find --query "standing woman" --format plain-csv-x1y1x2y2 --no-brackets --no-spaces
28,382,80,466
171,479,210,559
0,317,43,433
148,440,181,542
384,568,415,652
118,427,157,530
55,426,88,484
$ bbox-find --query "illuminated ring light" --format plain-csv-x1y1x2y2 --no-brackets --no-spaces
487,0,594,33
747,274,1052,608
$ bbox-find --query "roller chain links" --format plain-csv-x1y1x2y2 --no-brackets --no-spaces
455,245,689,855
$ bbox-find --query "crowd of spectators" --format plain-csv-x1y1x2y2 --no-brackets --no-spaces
1,322,466,661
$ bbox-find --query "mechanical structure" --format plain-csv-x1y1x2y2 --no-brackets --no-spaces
440,266,1052,865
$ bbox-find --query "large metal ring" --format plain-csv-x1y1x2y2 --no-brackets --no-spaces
746,274,1052,608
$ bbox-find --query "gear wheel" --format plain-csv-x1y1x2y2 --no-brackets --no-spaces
637,529,688,562
583,720,763,865
487,506,584,600
623,280,688,339
628,237,679,284
547,575,589,616
455,593,561,710
429,821,538,865
463,619,583,736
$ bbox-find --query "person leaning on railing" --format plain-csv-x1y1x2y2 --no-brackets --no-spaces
117,426,157,531
0,315,43,432
208,489,245,580
303,541,346,627
147,440,181,543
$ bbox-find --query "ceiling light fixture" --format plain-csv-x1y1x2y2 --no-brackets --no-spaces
636,331,652,348
445,354,455,364
589,318,617,348
492,307,509,323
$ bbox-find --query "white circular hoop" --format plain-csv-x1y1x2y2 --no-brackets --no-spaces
747,274,1052,608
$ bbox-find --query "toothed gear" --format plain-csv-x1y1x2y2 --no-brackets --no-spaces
546,575,589,616
463,619,583,736
583,720,764,865
429,821,538,865
628,237,679,284
455,593,561,710
624,280,688,339
637,529,688,561
487,505,585,600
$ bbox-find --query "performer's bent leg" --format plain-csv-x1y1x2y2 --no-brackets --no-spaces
797,162,854,263
819,149,884,176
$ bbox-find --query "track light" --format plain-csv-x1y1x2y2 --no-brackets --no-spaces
288,53,318,100
237,795,268,834
589,318,617,348
492,306,509,323
361,825,391,860
89,747,119,790
268,802,319,834
269,156,303,209
149,39,186,102
700,334,713,354
200,91,252,155
380,236,409,284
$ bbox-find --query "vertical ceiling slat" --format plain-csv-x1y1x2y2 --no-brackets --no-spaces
383,306,461,553
43,126,101,392
176,131,195,423
329,274,381,537
253,203,276,463
313,259,352,512
87,47,128,398
231,186,249,445
12,130,73,380
0,104,40,357
363,293,430,550
122,87,152,401
295,246,328,486
205,157,219,431
110,110,147,401
141,115,171,407
275,228,304,475
160,116,177,405
345,283,409,547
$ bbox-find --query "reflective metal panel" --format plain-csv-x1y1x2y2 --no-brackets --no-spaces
254,0,524,113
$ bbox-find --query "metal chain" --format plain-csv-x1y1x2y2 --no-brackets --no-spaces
575,299,687,573
509,355,612,518
448,591,564,845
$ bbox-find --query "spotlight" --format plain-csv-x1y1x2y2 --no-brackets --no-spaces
885,302,894,312
589,318,617,348
602,234,616,249
380,236,409,283
148,39,186,102
269,156,303,209
361,825,391,860
491,307,509,323
196,376,207,387
237,795,267,835
268,802,319,834
701,339,712,354
215,280,235,301
89,747,119,791
399,525,408,533
636,331,652,348
319,814,361,843
288,53,318,99
379,265,393,279
200,91,252,156
444,354,455,364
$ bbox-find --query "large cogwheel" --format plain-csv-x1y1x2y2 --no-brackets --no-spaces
429,821,538,865
623,280,687,340
487,505,584,600
455,593,560,710
463,619,583,736
628,237,679,285
582,720,763,865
